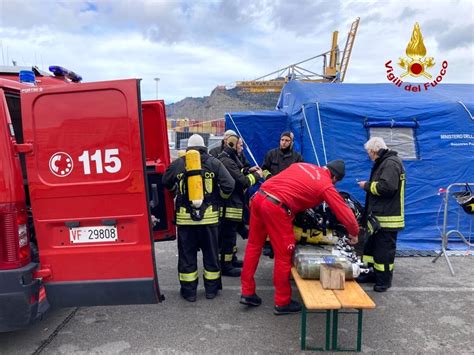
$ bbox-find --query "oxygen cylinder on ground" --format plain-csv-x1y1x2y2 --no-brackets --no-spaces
185,150,203,208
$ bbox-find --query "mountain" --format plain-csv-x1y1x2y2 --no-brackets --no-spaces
165,86,280,120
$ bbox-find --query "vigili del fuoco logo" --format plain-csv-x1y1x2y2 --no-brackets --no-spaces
385,23,448,92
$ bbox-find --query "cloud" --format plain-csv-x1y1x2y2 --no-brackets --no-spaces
436,24,474,51
0,0,472,103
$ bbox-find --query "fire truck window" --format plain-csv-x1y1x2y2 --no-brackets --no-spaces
5,94,23,144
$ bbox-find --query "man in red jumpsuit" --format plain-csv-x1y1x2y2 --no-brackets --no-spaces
240,160,360,315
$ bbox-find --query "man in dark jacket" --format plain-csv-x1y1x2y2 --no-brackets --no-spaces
163,134,235,302
261,131,303,180
357,137,406,292
218,135,263,277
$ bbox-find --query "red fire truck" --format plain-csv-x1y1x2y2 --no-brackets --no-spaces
0,66,176,332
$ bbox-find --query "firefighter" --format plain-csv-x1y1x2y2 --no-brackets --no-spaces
218,135,263,277
212,131,257,243
163,134,235,302
209,129,237,158
240,160,359,315
357,137,406,292
261,131,303,257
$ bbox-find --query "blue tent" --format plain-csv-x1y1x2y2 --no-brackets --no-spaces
226,82,474,250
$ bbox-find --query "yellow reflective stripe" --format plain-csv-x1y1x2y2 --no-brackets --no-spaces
400,173,405,220
204,269,220,280
263,170,271,179
224,254,233,262
224,215,242,220
225,212,242,217
370,181,380,196
363,255,374,264
377,216,404,222
226,207,242,213
379,221,405,228
224,207,243,220
179,271,198,282
176,217,219,225
220,190,231,199
246,173,256,186
373,263,394,272
176,206,220,225
233,246,237,253
367,222,374,234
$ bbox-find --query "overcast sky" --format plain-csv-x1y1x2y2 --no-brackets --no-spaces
0,0,472,103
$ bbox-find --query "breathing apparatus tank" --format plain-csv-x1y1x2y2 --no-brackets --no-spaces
185,150,204,208
293,245,360,280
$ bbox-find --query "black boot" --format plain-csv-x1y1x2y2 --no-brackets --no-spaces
180,288,197,302
232,254,243,268
237,223,249,240
205,290,219,299
262,241,274,259
373,270,391,292
356,268,375,283
221,262,241,277
240,293,262,306
273,300,302,315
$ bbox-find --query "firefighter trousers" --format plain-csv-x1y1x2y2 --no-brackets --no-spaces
219,219,238,270
241,193,295,306
362,230,398,286
177,224,221,297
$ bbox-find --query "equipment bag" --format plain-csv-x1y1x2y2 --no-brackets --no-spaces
453,184,474,215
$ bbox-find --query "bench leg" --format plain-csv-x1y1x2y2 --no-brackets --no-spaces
332,309,339,350
357,309,363,352
301,305,307,350
325,310,331,350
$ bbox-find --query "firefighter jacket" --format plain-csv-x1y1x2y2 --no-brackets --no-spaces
163,147,235,226
218,147,260,221
363,149,406,231
262,163,359,237
261,147,303,180
209,143,225,158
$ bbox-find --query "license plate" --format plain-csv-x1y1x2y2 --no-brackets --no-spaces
69,226,118,244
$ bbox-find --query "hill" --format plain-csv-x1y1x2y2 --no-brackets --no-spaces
166,86,280,120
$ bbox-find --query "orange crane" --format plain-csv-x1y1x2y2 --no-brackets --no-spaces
234,18,360,93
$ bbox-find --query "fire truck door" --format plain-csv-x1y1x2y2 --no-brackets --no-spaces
20,79,161,307
141,101,176,242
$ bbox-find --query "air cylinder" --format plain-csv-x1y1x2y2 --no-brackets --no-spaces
185,150,203,208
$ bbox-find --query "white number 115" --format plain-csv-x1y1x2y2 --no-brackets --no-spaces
78,149,121,175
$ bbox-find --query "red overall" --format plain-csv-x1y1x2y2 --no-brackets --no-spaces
241,163,359,306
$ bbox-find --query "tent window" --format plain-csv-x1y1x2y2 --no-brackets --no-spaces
369,127,418,160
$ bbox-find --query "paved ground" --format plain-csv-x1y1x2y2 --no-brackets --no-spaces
1,238,473,354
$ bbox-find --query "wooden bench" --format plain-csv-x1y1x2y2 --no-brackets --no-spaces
291,267,376,352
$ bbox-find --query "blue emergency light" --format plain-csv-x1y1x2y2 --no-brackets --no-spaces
48,65,83,82
19,70,36,85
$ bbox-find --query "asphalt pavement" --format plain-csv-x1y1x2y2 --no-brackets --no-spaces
1,238,473,354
